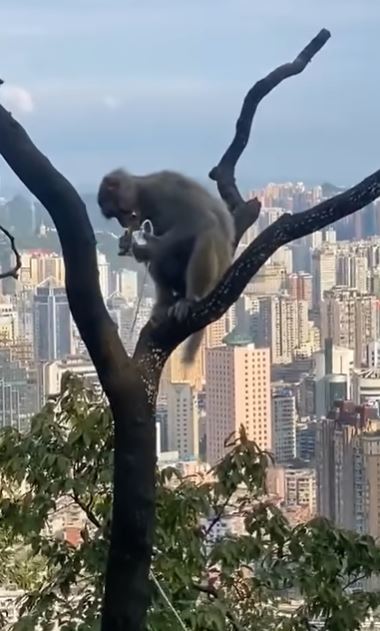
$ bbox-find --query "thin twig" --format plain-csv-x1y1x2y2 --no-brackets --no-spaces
0,225,21,279
70,492,102,530
343,573,367,591
205,495,234,537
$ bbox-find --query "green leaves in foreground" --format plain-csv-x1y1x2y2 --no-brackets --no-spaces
0,375,379,630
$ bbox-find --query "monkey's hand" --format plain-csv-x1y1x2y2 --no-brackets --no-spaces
118,230,132,256
131,241,152,263
132,233,160,263
169,297,200,321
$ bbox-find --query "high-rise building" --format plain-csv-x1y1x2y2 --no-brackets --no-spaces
256,295,309,364
336,253,368,293
321,287,378,366
286,271,313,308
366,341,380,368
312,247,336,307
0,303,18,341
272,389,297,463
269,245,293,275
167,382,199,460
352,368,380,409
205,307,236,348
316,402,380,539
39,355,100,404
33,283,73,362
117,269,138,301
206,344,271,465
97,251,110,300
19,250,65,289
160,340,204,396
296,420,317,462
284,464,316,515
248,263,286,295
313,340,354,417
0,348,38,431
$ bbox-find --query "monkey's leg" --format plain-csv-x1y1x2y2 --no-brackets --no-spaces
151,285,177,324
170,230,220,321
177,231,231,364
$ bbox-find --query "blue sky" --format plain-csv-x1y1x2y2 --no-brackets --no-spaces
0,0,379,193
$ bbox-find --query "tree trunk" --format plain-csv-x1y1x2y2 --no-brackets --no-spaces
101,372,158,631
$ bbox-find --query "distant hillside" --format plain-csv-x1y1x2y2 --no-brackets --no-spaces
321,182,346,197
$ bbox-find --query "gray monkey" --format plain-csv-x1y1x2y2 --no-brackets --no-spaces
97,169,235,363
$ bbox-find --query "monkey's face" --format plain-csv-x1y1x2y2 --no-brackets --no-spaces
97,173,141,232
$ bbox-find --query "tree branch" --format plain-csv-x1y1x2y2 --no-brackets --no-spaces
70,492,102,530
0,104,156,630
192,583,242,631
209,28,331,241
136,167,380,365
0,225,21,279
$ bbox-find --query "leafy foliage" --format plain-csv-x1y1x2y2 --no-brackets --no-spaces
0,375,379,629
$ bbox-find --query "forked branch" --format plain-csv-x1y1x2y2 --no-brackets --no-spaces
136,168,380,362
209,28,331,241
134,29,380,366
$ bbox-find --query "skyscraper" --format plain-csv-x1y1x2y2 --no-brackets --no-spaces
312,246,336,307
321,287,378,366
336,252,368,293
286,271,313,308
206,344,271,465
256,295,309,364
33,283,72,362
316,405,380,538
117,269,138,301
272,389,297,464
167,382,199,460
0,348,38,431
97,251,110,300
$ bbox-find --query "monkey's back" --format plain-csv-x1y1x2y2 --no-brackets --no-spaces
137,170,235,242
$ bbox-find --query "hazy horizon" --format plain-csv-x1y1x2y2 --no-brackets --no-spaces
0,0,379,193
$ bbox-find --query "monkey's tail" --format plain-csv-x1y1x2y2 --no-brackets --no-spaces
182,330,204,364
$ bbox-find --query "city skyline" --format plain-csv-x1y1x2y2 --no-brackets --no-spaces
0,0,379,192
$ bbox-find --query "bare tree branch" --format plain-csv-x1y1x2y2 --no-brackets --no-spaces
0,26,377,631
70,492,102,530
209,28,331,241
0,225,21,278
136,168,380,364
0,104,156,630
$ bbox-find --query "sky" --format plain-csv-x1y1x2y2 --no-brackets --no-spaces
0,0,379,193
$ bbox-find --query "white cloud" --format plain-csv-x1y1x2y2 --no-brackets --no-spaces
103,95,122,110
1,84,34,114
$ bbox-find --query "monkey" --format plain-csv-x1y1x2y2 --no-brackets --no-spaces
97,168,235,363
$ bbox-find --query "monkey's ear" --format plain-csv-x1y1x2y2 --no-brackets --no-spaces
103,175,120,191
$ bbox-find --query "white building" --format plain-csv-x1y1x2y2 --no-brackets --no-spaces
284,466,316,514
352,368,380,409
167,382,199,460
118,269,138,301
39,355,100,403
97,251,110,300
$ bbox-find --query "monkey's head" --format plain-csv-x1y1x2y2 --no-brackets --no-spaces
97,169,141,232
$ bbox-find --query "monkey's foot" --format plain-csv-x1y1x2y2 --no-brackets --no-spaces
169,298,196,321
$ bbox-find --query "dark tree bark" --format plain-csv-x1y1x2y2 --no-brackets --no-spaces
0,28,378,631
